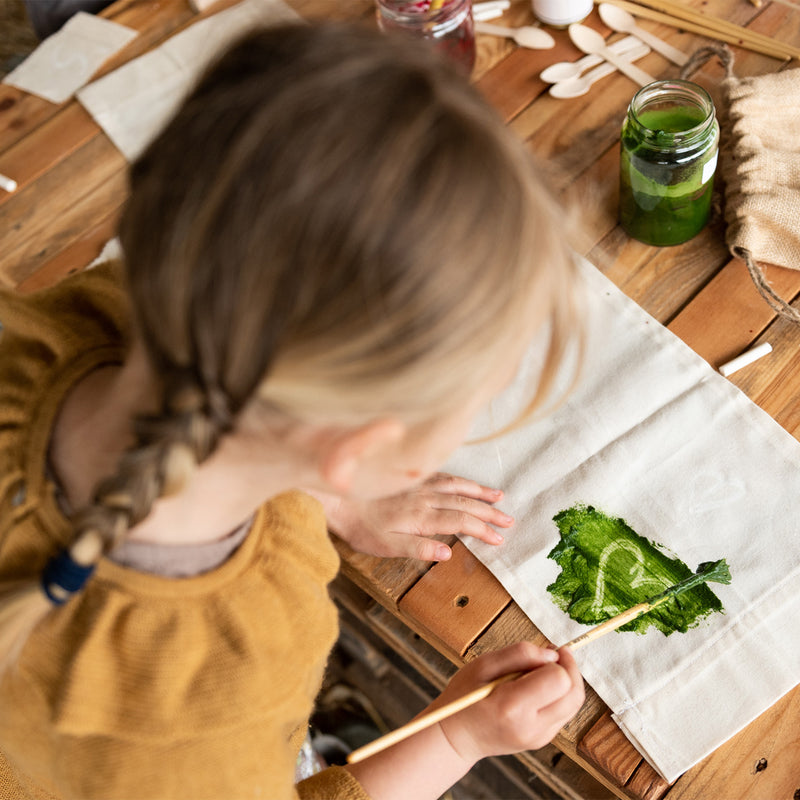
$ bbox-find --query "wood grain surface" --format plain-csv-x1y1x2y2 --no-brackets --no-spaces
2,1,799,798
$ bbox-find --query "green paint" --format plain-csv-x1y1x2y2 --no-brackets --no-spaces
547,505,729,636
619,105,718,247
638,107,707,135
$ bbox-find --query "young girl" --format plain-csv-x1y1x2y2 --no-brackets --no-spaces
0,23,584,800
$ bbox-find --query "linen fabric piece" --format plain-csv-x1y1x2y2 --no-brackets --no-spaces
721,65,800,322
2,12,137,104
722,66,800,273
679,46,800,322
444,257,800,783
76,0,300,162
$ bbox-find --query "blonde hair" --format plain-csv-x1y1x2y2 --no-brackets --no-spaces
1,23,580,667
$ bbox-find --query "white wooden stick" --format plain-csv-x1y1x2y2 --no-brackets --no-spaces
0,174,17,193
719,342,772,377
474,7,506,20
473,0,511,12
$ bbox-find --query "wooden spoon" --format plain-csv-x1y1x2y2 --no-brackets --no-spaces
598,3,689,66
540,34,644,83
550,42,651,98
475,21,555,49
568,23,655,86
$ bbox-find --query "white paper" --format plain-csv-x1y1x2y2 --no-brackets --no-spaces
3,12,137,104
444,257,800,782
77,0,301,161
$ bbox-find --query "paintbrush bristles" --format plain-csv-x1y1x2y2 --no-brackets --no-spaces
647,558,732,606
562,558,732,650
695,559,732,585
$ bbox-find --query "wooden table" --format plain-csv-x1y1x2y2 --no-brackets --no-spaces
2,1,799,798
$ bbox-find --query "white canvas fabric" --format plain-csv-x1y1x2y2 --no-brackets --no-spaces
3,12,137,103
444,256,800,783
76,0,300,161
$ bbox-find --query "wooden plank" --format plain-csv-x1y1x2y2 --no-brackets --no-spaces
668,258,800,367
0,89,59,156
703,298,800,439
15,207,121,293
748,333,800,439
515,748,619,800
475,49,549,123
511,67,630,190
466,600,553,657
333,534,441,610
0,135,126,288
0,104,100,202
287,0,372,21
578,712,643,788
564,145,621,255
365,602,457,690
587,221,729,324
398,540,511,658
472,0,537,82
626,761,672,800
330,570,457,690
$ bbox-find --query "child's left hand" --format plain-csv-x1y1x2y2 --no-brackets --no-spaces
316,473,513,561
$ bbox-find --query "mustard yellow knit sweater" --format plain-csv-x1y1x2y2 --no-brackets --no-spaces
0,265,370,800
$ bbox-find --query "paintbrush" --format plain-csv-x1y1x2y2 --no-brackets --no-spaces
347,559,731,765
560,558,731,649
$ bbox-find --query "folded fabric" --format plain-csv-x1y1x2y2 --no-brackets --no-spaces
444,256,800,783
77,0,300,161
3,11,137,104
722,65,800,323
681,46,800,323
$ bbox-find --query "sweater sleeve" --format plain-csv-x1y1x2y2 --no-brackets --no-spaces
297,766,372,800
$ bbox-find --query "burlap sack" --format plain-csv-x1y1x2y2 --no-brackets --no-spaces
681,46,800,323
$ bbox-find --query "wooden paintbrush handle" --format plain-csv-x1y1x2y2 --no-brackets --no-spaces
347,669,524,764
561,602,653,650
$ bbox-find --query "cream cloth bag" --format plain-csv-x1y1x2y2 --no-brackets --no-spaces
444,256,800,783
681,46,800,322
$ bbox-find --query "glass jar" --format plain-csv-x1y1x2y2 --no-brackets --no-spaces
619,79,720,247
532,0,592,27
375,0,476,74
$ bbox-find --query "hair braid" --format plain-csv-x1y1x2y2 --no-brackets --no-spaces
77,371,230,553
0,374,231,670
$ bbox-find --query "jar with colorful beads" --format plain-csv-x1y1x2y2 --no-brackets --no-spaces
375,0,476,74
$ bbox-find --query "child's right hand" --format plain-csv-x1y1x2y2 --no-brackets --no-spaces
436,643,584,764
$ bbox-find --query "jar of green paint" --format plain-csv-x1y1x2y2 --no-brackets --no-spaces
619,79,719,247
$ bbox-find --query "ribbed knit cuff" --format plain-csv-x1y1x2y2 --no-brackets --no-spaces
296,765,372,800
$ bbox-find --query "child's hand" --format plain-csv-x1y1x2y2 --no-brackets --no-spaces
318,473,513,561
437,643,584,763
